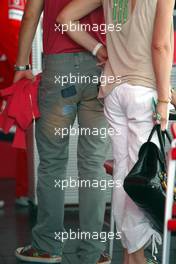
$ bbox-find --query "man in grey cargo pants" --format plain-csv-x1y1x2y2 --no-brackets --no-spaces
14,0,110,263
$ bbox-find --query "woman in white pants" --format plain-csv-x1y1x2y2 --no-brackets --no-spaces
56,0,175,263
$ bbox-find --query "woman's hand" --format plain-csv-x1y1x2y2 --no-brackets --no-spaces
96,46,108,66
155,102,169,131
13,70,35,83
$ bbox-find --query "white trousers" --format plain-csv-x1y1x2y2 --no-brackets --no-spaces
104,83,162,254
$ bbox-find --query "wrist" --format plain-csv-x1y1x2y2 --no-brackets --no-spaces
14,64,32,71
92,43,103,56
157,99,170,104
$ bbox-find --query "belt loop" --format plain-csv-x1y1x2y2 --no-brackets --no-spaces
74,53,80,69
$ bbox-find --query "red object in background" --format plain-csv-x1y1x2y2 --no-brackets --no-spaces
168,219,176,231
0,141,17,179
0,142,28,197
0,0,25,66
0,0,28,198
0,0,25,88
0,75,41,149
0,53,14,89
16,149,28,197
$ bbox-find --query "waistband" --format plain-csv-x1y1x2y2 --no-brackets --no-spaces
43,51,96,64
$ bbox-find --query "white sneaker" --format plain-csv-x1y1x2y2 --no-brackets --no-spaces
0,200,5,208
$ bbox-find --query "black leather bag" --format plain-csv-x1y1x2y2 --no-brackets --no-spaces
123,125,172,233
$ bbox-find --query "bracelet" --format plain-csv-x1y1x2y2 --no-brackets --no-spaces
157,99,170,104
153,112,162,121
92,43,103,56
14,64,32,71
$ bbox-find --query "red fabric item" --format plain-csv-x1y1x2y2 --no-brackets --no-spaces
43,0,105,55
0,141,17,179
0,53,14,89
0,142,28,197
0,1,28,197
0,75,41,149
0,0,25,89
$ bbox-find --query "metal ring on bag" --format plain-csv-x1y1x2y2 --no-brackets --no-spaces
159,173,176,200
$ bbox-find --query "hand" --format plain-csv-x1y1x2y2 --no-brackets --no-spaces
96,46,108,67
155,102,169,131
13,70,35,83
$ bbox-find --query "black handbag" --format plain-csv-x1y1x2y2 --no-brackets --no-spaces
123,124,172,233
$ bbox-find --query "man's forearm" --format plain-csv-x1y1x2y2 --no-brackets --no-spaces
56,0,102,54
16,17,40,65
16,0,44,66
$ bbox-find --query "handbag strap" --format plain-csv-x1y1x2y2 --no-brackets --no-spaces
147,125,172,168
156,126,167,165
148,125,171,145
148,125,158,142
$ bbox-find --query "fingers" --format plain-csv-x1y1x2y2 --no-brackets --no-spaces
154,101,169,131
31,76,36,82
26,72,36,81
96,46,108,64
153,111,167,131
13,71,34,83
153,118,167,131
13,77,21,83
13,72,25,83
96,61,106,66
161,119,167,131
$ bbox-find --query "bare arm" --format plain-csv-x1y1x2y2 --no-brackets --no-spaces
56,0,104,54
16,0,44,66
152,0,175,129
14,0,44,83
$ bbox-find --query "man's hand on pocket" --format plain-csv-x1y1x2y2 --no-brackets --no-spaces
96,46,108,67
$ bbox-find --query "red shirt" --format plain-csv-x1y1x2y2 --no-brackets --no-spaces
43,0,105,55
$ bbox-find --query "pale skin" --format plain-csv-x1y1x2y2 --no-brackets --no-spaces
56,0,174,263
13,0,44,83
